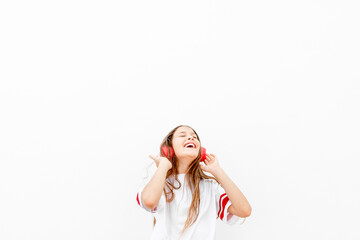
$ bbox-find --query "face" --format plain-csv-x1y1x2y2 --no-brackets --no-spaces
172,126,200,161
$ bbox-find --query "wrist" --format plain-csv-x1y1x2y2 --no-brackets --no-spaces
159,161,172,171
211,167,224,177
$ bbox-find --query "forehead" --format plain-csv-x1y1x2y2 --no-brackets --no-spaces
174,126,196,135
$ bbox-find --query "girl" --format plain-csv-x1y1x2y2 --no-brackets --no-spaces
136,125,252,240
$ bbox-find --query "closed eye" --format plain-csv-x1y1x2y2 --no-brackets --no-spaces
180,135,197,139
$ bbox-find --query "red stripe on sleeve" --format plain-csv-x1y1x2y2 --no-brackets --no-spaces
217,193,227,218
220,196,229,220
136,192,141,206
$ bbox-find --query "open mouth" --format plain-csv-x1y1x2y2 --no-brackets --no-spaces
184,143,196,149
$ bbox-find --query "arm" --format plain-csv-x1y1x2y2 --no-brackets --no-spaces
200,153,252,218
212,167,252,218
141,161,170,210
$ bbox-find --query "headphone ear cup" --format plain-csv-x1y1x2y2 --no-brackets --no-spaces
200,147,206,162
161,145,174,159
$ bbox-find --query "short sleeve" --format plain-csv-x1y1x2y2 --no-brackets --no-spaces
214,182,246,225
136,179,165,214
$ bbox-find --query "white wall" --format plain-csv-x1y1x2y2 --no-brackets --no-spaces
0,0,359,239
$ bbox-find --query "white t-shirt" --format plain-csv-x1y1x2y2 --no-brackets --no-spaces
136,173,246,240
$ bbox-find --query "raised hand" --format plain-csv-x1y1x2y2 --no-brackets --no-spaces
200,153,221,175
149,154,172,170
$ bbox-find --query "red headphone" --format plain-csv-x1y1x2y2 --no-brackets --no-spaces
161,145,207,162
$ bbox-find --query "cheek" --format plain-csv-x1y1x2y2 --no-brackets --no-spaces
174,142,189,154
171,140,182,151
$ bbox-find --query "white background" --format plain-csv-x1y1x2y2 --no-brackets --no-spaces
1,0,359,239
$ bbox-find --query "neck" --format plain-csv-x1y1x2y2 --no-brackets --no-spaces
177,156,195,174
177,165,188,174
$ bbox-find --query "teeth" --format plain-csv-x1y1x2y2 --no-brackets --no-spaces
185,143,195,148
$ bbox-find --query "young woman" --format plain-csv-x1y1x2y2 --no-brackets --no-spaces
136,125,252,239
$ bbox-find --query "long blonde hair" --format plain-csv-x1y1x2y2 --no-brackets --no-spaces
153,125,219,235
